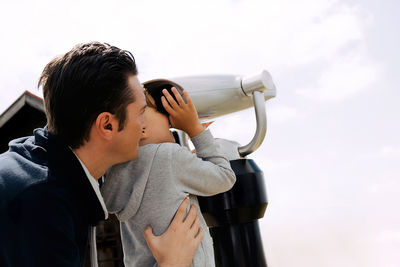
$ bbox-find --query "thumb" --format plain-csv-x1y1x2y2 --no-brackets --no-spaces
202,121,214,128
144,226,157,249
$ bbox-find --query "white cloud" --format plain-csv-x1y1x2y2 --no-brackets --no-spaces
357,145,400,161
297,51,380,100
319,54,378,100
0,0,377,97
377,230,400,244
378,146,400,158
268,104,302,123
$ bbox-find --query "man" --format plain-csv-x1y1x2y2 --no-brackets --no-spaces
0,42,203,267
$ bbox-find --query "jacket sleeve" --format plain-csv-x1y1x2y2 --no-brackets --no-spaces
9,185,81,267
171,129,238,196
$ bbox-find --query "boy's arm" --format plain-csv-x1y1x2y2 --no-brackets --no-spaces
144,198,203,267
170,130,237,196
162,88,237,196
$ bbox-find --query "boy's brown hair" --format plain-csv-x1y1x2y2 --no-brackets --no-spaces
143,79,185,116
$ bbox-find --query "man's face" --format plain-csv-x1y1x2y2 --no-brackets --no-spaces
112,75,147,162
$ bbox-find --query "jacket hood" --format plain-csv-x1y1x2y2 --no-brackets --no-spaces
1,127,105,225
101,144,161,221
1,128,50,209
8,127,49,165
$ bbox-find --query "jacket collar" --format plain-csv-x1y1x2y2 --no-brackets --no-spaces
34,127,105,226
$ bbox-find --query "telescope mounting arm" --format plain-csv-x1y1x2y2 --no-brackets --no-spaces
238,90,267,157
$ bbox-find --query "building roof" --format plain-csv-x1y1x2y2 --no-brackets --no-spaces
0,91,46,153
0,91,44,128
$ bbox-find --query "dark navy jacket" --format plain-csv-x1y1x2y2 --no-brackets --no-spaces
0,128,105,267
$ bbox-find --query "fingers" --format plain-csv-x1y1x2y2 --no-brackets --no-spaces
183,90,194,107
183,204,197,228
172,87,186,106
189,215,201,238
143,226,156,250
161,94,176,116
162,87,188,109
195,226,204,242
171,198,189,226
162,89,180,110
189,211,200,229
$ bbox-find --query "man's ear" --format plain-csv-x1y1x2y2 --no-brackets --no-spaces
95,112,116,140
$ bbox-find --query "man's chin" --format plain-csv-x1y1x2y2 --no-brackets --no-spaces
130,150,139,161
120,150,138,163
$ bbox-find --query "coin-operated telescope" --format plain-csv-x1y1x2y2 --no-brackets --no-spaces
143,70,276,267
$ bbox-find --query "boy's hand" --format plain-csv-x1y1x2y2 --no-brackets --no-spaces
202,121,214,128
161,87,204,138
144,198,203,267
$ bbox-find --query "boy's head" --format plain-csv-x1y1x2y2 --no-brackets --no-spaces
140,80,185,146
143,79,186,116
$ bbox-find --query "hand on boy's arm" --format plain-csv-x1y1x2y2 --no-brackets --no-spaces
161,87,204,138
144,198,203,267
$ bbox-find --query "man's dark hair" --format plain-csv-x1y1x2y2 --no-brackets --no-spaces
38,42,138,148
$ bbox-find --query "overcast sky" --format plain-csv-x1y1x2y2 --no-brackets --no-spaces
1,0,399,266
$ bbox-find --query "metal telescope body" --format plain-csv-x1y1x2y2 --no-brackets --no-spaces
168,70,276,120
143,70,276,267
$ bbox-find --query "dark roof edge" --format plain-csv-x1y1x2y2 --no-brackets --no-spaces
0,91,45,128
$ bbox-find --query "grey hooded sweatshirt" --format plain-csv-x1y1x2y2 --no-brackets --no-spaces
101,130,239,267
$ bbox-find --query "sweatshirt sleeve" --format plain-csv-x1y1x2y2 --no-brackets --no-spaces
171,129,237,196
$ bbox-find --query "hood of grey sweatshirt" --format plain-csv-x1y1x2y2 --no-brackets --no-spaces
101,144,159,221
100,130,240,266
101,130,240,222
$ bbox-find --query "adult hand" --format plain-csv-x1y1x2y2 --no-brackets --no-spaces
144,198,204,267
161,87,204,138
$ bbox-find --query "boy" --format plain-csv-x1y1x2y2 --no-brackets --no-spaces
101,86,240,266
